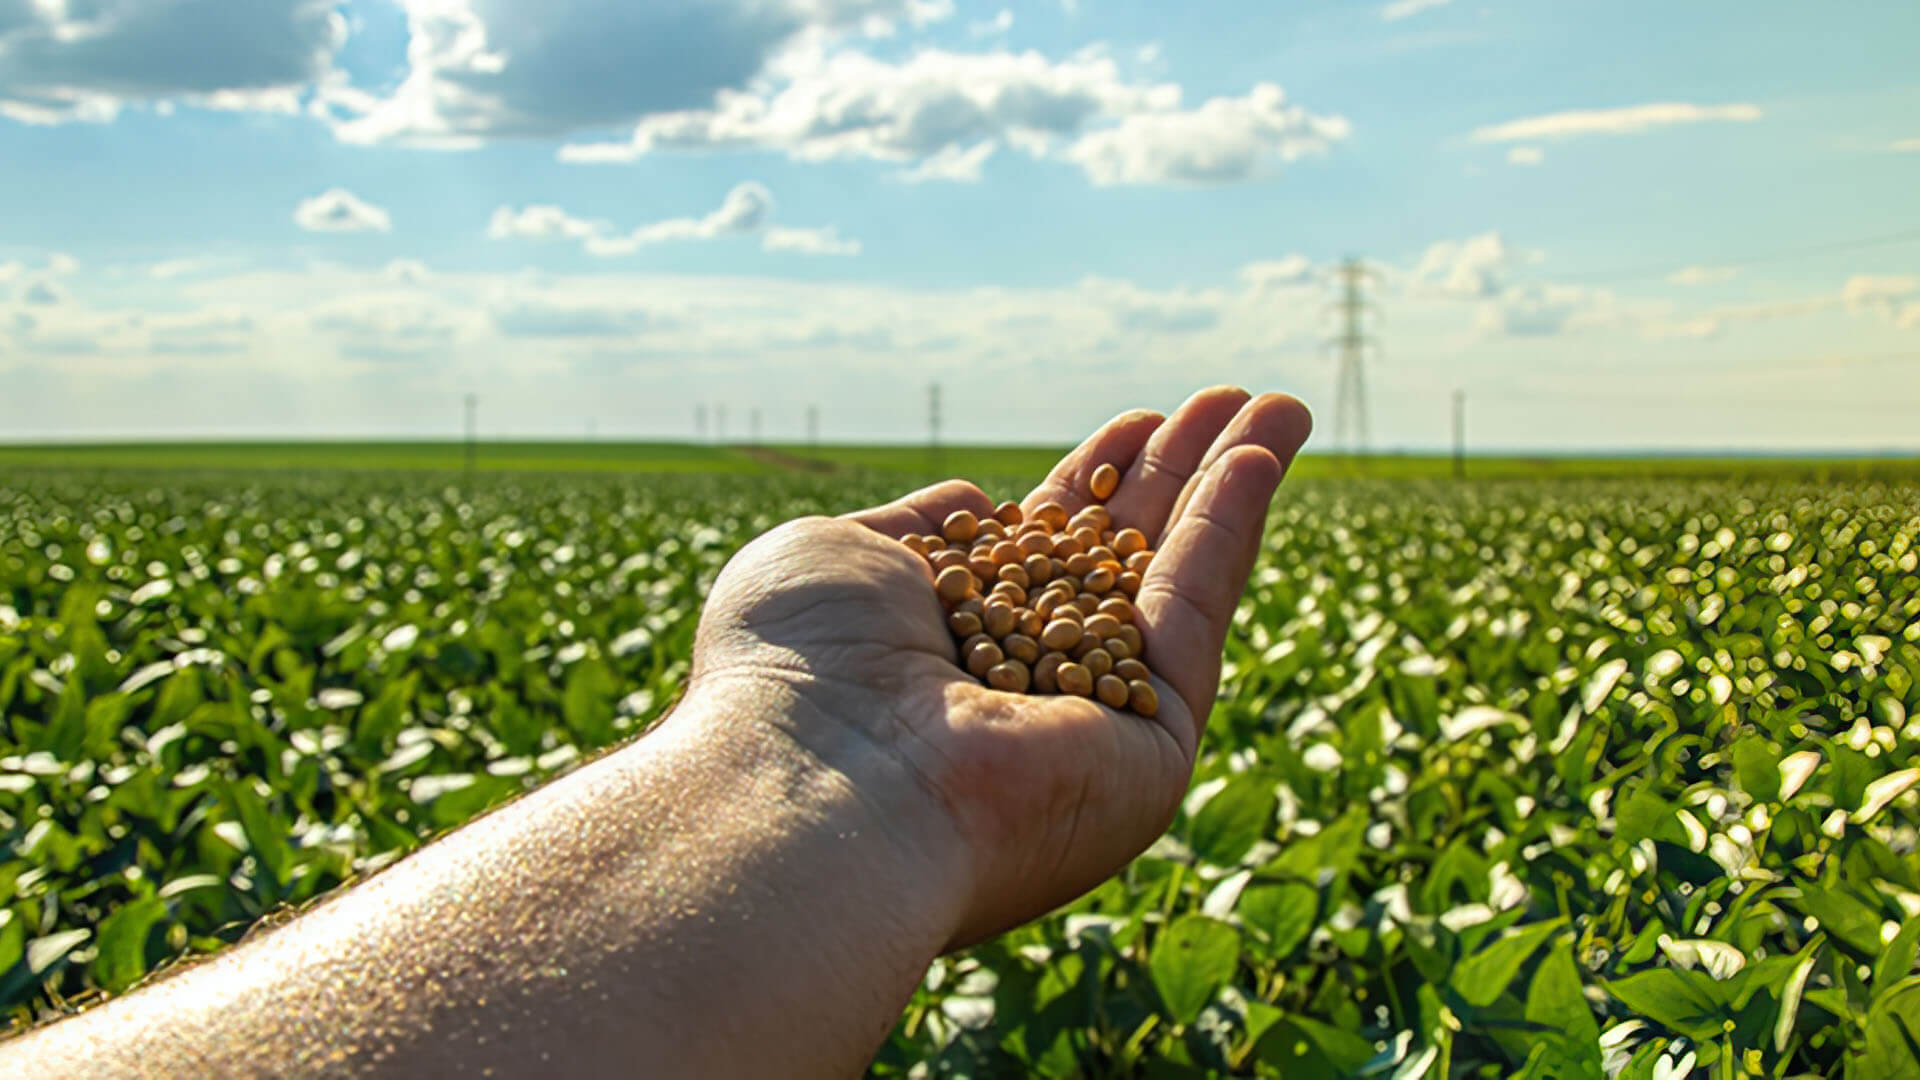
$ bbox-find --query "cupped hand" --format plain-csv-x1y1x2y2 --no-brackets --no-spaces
685,387,1311,947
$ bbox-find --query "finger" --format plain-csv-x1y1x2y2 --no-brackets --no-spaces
844,479,995,541
1161,393,1312,540
1134,446,1285,759
1020,409,1163,517
1101,386,1251,541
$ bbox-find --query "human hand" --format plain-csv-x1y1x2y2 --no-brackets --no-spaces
681,387,1311,948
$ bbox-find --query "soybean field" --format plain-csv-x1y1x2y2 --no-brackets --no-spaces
2,455,1919,1079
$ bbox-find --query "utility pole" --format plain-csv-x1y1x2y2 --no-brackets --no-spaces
1452,389,1466,480
1326,257,1377,458
695,403,708,443
463,393,477,483
806,405,820,448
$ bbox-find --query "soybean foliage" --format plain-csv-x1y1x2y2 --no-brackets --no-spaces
3,465,1919,1079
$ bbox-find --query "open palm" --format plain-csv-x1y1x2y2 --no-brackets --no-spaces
689,388,1312,947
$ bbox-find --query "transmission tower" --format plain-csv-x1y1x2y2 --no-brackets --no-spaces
1325,257,1379,456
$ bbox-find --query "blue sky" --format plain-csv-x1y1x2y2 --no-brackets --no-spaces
1,0,1917,450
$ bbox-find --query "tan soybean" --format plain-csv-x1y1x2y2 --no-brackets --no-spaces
1089,463,1120,500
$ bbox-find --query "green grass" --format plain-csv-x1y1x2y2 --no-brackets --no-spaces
4,440,1915,489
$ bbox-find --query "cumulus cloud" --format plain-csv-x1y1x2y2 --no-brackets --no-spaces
1472,103,1762,143
294,189,393,233
310,301,458,361
1239,255,1317,292
563,48,1344,186
1412,232,1512,298
968,9,1013,37
1382,0,1450,21
762,225,862,256
1668,265,1738,286
1478,282,1612,337
322,0,951,146
1506,146,1544,166
490,182,857,257
0,0,344,124
1066,82,1348,185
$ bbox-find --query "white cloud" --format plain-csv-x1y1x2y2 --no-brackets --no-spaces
1668,265,1738,287
1478,282,1613,337
563,47,1343,187
1239,255,1317,292
490,183,856,258
492,299,659,338
1413,232,1511,298
21,278,65,306
294,189,393,234
1844,275,1920,328
1382,0,1450,21
488,205,604,243
969,9,1013,37
1471,102,1763,143
1065,82,1348,185
763,225,862,256
0,0,344,125
1506,146,1544,166
322,0,949,146
1889,138,1920,153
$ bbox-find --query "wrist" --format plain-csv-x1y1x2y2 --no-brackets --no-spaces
661,672,976,950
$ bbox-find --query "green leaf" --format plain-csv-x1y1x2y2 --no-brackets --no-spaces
92,896,169,993
225,780,294,888
1239,881,1317,959
1793,883,1886,960
1150,915,1240,1026
1187,775,1276,867
1454,918,1565,1008
1855,976,1920,1080
1604,967,1734,1040
1732,734,1782,802
1254,1016,1376,1076
1615,785,1678,846
1879,918,1920,990
1526,944,1602,1067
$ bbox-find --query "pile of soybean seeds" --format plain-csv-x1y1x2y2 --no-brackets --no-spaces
901,464,1160,718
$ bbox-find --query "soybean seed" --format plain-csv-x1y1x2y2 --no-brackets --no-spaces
991,582,1028,607
1125,550,1154,575
1024,552,1053,585
988,659,1032,693
1117,571,1142,597
1082,567,1117,594
957,596,985,618
1033,652,1066,693
1112,528,1147,558
1016,608,1045,638
1017,531,1053,557
1071,594,1101,616
997,563,1030,590
1104,637,1132,661
1056,661,1094,697
1116,624,1143,657
1064,552,1094,577
994,501,1024,527
969,555,998,582
943,510,979,544
948,610,983,638
1096,674,1130,709
1082,648,1114,680
1041,619,1084,651
931,549,969,574
983,603,1017,639
1098,597,1134,623
1090,463,1120,501
976,520,1006,542
1083,613,1122,641
991,540,1022,566
1033,502,1069,530
1051,534,1084,558
1115,658,1150,683
935,565,975,604
1003,634,1041,664
966,640,1004,679
1128,680,1159,718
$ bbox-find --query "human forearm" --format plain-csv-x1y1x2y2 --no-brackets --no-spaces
11,679,969,1078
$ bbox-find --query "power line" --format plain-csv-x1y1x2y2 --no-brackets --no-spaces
1542,225,1920,285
